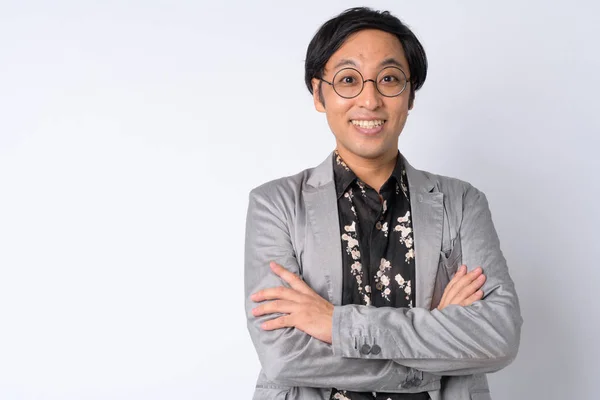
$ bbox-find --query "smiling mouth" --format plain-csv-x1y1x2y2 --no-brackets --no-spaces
350,119,386,129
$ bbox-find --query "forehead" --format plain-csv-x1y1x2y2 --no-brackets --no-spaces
324,29,408,73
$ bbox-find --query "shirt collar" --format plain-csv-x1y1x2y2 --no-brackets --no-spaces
333,151,357,199
332,150,408,199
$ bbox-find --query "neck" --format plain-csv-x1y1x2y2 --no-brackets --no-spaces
336,146,398,192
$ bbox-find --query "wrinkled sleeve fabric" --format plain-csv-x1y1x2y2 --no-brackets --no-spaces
332,184,523,376
244,186,439,392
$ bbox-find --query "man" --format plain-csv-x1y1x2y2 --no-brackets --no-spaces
244,7,522,400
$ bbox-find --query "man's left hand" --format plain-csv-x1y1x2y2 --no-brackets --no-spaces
251,262,334,344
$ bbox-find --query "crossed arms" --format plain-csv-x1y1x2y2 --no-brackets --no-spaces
244,183,522,391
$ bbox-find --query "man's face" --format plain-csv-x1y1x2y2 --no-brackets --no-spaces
312,29,413,161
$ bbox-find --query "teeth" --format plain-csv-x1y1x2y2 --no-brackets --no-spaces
351,120,385,128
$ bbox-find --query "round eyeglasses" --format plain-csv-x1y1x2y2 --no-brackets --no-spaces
319,66,409,99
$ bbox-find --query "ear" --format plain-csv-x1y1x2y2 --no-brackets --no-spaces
312,78,326,113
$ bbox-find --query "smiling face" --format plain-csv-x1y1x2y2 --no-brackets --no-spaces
312,29,413,163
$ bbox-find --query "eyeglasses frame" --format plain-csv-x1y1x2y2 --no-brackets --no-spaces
318,66,410,99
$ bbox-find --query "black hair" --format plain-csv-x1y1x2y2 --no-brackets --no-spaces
305,7,428,107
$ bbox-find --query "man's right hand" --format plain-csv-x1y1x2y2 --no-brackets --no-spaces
437,265,486,310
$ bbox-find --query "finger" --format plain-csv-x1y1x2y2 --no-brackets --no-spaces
460,289,484,307
454,274,486,304
439,265,467,307
252,300,298,317
251,286,305,303
269,262,314,295
261,314,294,331
439,265,464,307
445,264,467,292
444,267,483,302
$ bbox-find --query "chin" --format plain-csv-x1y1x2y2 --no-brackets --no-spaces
348,145,394,160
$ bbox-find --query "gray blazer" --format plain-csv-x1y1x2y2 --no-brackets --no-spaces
244,152,522,400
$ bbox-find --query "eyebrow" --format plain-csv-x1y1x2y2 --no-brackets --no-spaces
378,57,406,70
332,57,408,71
332,58,358,69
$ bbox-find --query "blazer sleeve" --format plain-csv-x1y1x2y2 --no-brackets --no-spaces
244,187,439,392
331,184,523,376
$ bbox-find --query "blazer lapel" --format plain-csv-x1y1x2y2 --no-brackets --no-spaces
304,153,343,305
302,152,444,310
402,155,444,309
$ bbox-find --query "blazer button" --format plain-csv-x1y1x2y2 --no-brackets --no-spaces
360,344,371,355
371,344,381,355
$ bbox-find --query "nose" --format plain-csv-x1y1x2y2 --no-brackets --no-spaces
357,79,383,110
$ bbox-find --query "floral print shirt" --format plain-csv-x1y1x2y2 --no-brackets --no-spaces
329,151,429,400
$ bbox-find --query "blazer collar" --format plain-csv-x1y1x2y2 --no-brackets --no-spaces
400,153,436,194
306,152,335,188
307,151,435,192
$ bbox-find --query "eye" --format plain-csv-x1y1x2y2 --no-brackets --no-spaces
337,75,357,85
381,75,398,83
334,69,362,87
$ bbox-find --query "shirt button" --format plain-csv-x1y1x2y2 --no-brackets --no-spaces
371,344,381,355
360,344,371,355
375,221,382,230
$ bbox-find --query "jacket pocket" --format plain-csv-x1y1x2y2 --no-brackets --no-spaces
440,237,462,272
430,238,462,309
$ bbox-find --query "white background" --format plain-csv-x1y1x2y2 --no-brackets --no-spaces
1,1,598,399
